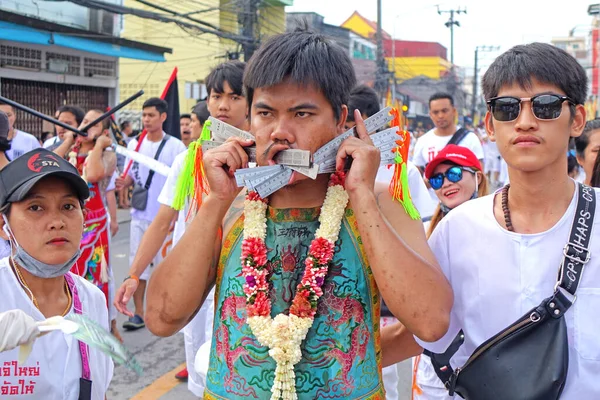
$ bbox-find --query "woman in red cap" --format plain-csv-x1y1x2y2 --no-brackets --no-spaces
424,144,488,237
412,144,488,400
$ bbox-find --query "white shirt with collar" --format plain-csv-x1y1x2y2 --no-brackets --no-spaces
417,185,600,399
6,130,41,161
0,258,114,399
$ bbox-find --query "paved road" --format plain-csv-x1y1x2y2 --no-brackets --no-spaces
108,213,413,399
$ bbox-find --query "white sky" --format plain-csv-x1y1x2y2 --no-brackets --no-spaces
287,0,595,74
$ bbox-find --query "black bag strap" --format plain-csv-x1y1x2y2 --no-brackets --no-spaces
548,183,596,318
438,183,595,391
143,136,168,190
423,330,464,385
447,127,469,146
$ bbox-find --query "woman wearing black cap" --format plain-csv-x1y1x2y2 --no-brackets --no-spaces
0,148,113,399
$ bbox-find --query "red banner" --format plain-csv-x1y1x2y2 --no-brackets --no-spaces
121,67,178,177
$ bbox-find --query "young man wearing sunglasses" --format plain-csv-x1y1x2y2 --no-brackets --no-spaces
416,42,599,398
384,43,600,398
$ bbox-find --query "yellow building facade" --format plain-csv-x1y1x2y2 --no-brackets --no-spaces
119,0,290,119
388,56,452,81
341,11,450,82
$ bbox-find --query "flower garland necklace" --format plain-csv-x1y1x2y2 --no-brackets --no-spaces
241,171,349,400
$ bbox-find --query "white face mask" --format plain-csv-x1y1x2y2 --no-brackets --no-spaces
2,214,80,279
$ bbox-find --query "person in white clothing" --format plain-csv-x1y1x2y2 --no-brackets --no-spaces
115,97,186,331
482,133,501,186
0,102,41,161
411,93,485,209
0,147,113,399
412,93,484,170
115,60,248,395
386,42,600,399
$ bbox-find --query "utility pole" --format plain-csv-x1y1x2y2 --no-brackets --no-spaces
471,45,500,119
437,6,467,65
375,0,386,104
240,0,259,61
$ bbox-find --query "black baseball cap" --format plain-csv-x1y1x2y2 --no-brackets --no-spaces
0,148,89,207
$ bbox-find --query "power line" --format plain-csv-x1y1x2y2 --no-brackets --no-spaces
64,0,254,45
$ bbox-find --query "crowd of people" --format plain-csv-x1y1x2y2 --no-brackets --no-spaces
0,28,599,400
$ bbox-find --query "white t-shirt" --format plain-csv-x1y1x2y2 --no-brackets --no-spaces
0,258,114,399
418,186,600,399
42,136,60,149
412,128,484,168
6,130,41,160
157,150,190,244
127,133,186,223
376,161,438,219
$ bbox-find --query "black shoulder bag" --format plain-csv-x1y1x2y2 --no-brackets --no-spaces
446,183,596,400
447,127,469,146
131,136,168,211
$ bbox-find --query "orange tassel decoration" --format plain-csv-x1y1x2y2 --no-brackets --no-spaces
173,121,212,220
388,108,420,220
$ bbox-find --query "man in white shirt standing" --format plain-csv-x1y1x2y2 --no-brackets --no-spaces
116,97,186,331
114,60,248,395
386,42,600,399
412,93,484,170
0,102,41,160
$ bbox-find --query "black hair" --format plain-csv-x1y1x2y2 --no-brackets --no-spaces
347,85,380,121
482,43,588,106
206,61,246,96
57,105,85,126
180,113,191,120
244,30,356,120
575,119,600,158
0,101,14,111
120,120,131,130
142,97,168,114
192,101,210,125
429,92,454,107
591,152,600,187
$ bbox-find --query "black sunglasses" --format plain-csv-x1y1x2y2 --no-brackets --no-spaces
487,93,576,122
428,166,476,190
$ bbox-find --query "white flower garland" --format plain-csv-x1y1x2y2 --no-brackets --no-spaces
242,174,349,400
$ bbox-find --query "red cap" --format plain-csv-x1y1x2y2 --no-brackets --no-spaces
424,145,482,179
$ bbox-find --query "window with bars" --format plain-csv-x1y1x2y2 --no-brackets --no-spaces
84,57,116,77
46,52,81,75
0,45,42,70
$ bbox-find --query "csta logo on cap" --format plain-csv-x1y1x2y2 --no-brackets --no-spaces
27,153,61,173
